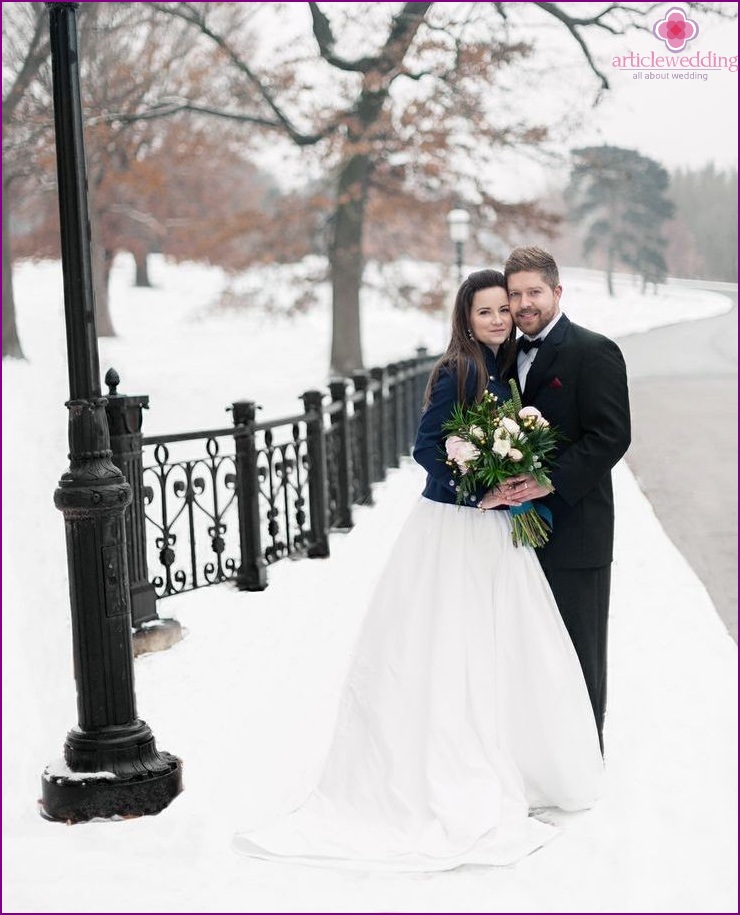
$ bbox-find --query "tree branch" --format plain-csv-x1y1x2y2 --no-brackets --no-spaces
308,2,376,72
2,5,50,122
532,2,619,93
308,2,434,75
149,1,325,145
533,1,734,100
90,97,338,145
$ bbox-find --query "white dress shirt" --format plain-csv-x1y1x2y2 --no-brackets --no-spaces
517,312,563,391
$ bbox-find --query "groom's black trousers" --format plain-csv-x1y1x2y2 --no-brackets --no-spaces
542,565,612,754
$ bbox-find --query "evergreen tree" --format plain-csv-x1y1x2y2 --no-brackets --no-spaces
669,165,738,282
568,146,674,295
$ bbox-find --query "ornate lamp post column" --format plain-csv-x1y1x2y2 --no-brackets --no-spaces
40,2,181,823
446,205,471,285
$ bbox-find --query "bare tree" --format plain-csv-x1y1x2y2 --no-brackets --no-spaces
74,2,194,335
5,1,733,366
2,2,50,359
2,1,206,347
142,1,730,373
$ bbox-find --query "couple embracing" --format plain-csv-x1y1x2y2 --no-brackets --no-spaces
234,246,631,871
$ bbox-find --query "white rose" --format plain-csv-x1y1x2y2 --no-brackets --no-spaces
518,406,542,421
509,448,523,462
493,438,511,457
469,425,485,441
536,417,550,428
500,417,520,436
456,441,480,465
493,426,509,441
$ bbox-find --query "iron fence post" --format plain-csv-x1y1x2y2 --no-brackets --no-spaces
103,369,154,626
231,401,268,591
41,1,181,824
351,370,374,506
369,367,386,482
387,363,401,468
400,358,415,453
328,379,354,529
413,346,429,436
301,390,330,557
104,369,182,654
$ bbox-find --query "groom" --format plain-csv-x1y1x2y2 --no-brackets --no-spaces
503,246,631,753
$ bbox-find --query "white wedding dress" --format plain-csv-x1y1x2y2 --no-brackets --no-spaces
234,497,604,871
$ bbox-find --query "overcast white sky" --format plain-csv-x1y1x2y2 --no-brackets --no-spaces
472,0,739,198
561,2,738,171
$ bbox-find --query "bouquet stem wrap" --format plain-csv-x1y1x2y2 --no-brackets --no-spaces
509,501,553,549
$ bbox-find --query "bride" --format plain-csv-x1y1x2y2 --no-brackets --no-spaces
234,269,603,871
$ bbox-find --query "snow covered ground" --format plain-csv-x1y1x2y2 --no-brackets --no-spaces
3,255,737,913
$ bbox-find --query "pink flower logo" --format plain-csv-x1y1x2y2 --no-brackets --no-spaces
653,7,699,52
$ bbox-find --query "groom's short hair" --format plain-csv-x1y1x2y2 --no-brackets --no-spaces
504,246,560,290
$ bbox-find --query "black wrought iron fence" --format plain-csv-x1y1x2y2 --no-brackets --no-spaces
104,347,438,621
139,432,241,598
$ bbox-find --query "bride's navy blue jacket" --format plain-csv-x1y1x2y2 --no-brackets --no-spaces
412,345,510,507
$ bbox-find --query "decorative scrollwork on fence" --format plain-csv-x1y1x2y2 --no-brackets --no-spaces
118,349,437,602
255,424,310,563
143,438,239,597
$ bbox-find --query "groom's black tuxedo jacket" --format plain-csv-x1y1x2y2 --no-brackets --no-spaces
512,314,631,569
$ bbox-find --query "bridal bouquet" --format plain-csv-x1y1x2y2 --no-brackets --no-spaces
441,379,560,548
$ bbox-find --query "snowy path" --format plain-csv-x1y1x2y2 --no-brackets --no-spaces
4,459,737,913
3,257,737,911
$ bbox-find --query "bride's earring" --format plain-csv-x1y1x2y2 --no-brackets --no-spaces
467,329,475,341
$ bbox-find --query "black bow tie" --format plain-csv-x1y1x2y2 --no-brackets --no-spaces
519,337,543,354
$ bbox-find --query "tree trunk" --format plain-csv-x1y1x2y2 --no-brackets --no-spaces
93,239,115,336
88,180,116,337
133,247,152,287
329,151,370,375
2,187,25,360
606,248,615,297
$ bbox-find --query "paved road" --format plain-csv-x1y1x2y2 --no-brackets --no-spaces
615,280,738,641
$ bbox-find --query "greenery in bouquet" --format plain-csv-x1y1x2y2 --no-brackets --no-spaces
441,379,561,547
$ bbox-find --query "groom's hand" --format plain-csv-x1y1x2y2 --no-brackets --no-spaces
478,485,523,510
504,474,553,501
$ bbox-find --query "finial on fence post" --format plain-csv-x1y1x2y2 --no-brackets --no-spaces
105,367,120,396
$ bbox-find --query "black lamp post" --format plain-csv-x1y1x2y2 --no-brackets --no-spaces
446,205,471,285
41,2,181,823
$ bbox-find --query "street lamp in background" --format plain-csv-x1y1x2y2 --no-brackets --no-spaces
446,205,471,285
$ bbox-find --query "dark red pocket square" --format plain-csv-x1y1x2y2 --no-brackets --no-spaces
549,377,563,389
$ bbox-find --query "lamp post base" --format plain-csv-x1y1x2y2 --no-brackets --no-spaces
40,720,183,823
40,756,182,824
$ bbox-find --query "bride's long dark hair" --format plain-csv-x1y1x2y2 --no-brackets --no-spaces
422,269,516,408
